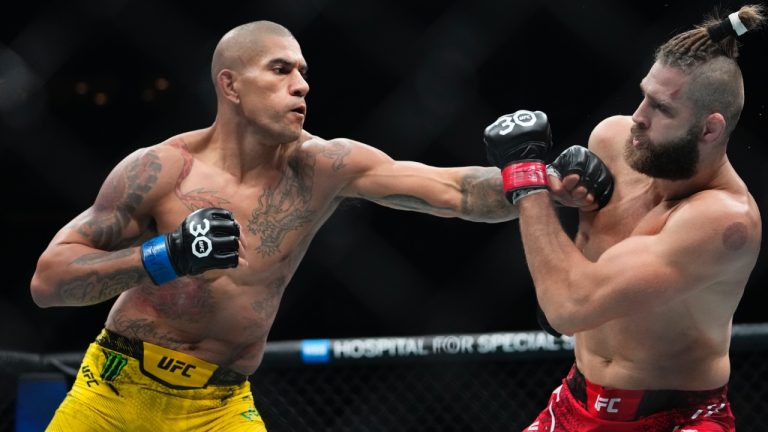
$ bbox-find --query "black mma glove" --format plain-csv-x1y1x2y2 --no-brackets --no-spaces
535,146,614,336
548,145,614,209
484,110,553,204
141,208,240,285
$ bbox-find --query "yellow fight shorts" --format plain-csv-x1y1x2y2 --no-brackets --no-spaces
46,329,266,431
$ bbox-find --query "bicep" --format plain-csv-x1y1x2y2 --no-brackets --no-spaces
334,139,513,220
336,141,458,214
348,159,462,215
66,148,166,250
572,214,725,326
577,236,693,319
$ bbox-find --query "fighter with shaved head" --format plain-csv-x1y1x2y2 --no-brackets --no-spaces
33,21,610,430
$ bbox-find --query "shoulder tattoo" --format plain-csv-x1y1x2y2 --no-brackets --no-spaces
171,140,231,210
319,141,352,172
77,149,161,249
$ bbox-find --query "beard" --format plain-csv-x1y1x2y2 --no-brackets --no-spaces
624,123,700,180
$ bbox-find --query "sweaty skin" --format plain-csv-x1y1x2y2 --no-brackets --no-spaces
519,76,760,390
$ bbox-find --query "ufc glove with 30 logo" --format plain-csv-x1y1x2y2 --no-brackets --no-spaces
141,208,240,285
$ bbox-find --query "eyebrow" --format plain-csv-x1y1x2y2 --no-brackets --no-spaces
639,83,674,112
267,58,309,75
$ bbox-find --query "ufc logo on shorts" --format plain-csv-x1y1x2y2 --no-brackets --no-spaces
594,395,621,413
157,356,197,378
189,218,213,258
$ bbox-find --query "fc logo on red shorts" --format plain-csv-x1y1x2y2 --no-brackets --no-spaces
594,395,621,413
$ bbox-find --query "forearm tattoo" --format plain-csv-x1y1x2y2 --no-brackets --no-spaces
57,268,147,305
171,140,231,210
459,168,514,219
248,152,316,257
76,150,161,250
71,249,134,266
367,194,452,212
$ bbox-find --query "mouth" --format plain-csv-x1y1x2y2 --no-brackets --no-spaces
630,126,647,148
290,105,306,116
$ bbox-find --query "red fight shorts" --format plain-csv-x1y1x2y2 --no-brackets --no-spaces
525,365,735,432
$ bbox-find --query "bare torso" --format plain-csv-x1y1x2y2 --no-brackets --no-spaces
105,130,347,374
571,117,760,390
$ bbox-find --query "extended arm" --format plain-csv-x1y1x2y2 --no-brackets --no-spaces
336,138,516,222
334,137,605,223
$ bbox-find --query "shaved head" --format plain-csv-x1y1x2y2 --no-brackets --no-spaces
211,21,295,86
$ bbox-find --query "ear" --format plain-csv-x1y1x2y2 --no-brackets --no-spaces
217,69,240,103
701,112,726,145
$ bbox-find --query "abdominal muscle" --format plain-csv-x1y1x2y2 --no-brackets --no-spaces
105,272,286,375
573,309,732,391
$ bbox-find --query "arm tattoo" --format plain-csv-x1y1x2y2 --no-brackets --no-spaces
171,140,231,210
248,153,316,257
459,168,514,219
367,194,452,212
71,249,134,266
57,268,147,305
319,141,351,171
77,150,161,250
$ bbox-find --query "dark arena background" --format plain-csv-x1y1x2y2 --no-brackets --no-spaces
1,1,767,431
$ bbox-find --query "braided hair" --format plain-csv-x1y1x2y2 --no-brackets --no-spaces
655,5,765,136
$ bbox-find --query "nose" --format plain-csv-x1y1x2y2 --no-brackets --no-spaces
290,71,309,97
631,99,649,129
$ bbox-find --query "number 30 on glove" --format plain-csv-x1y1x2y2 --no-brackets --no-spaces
141,207,241,285
484,110,553,204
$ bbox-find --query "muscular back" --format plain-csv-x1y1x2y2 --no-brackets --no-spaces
572,116,761,390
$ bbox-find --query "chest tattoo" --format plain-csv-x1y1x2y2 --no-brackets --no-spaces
146,278,215,322
248,154,316,257
172,140,231,210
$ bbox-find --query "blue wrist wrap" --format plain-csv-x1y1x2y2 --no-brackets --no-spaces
140,235,178,285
